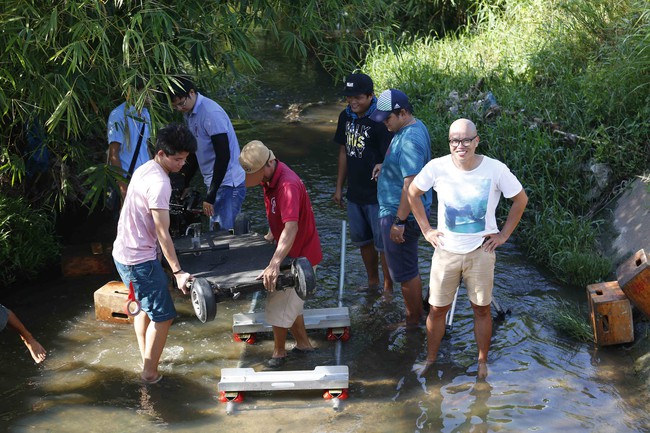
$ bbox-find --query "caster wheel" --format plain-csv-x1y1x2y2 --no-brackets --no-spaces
326,327,350,342
233,333,257,344
219,391,244,403
323,389,349,400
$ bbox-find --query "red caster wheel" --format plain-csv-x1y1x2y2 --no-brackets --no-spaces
326,327,350,342
219,391,244,403
233,332,257,344
323,389,349,400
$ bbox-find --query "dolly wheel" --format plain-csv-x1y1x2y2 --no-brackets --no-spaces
326,327,351,342
233,333,257,344
323,389,349,400
219,391,244,403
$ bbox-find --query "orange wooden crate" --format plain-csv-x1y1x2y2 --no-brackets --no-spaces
616,249,650,319
94,281,133,325
586,281,633,346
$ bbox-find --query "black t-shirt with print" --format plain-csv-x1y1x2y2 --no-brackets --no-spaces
334,109,393,205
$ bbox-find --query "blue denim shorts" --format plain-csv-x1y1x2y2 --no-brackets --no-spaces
379,215,422,283
347,201,384,251
211,182,246,231
114,259,176,322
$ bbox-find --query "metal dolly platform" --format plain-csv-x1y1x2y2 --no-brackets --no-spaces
232,307,351,344
218,365,349,408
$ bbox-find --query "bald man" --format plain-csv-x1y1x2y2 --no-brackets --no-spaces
407,118,528,379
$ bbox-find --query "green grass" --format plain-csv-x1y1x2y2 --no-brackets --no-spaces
551,299,594,343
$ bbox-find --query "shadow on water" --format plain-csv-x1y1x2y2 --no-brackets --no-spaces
2,46,650,433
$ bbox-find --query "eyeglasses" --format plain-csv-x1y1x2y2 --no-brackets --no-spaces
172,97,189,110
449,136,477,148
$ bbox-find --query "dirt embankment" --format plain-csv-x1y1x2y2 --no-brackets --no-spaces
603,175,650,390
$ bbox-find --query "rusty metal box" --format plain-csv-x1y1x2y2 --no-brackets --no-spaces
616,248,650,319
94,281,133,324
586,281,634,346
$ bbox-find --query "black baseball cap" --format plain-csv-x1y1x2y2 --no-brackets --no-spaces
341,73,374,96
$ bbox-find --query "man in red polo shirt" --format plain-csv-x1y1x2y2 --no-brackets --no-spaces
239,140,322,368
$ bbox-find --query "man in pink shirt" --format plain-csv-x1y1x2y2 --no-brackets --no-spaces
112,123,197,384
239,140,322,368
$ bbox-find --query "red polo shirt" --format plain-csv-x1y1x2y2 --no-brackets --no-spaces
263,161,322,266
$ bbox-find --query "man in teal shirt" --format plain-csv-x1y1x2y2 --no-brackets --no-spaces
370,89,432,328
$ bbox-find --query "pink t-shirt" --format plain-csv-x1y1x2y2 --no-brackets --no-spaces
263,161,322,266
112,159,171,264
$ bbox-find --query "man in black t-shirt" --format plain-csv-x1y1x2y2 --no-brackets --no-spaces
333,73,394,293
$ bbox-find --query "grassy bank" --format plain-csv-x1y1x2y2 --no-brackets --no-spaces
365,0,649,288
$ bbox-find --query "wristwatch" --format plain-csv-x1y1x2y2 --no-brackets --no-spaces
393,216,407,226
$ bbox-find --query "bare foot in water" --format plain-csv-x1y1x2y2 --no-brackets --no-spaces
477,361,488,380
23,336,46,364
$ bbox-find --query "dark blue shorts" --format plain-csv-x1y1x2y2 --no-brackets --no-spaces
347,201,384,251
379,215,422,283
114,259,176,322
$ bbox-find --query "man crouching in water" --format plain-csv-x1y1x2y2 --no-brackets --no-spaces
112,123,197,384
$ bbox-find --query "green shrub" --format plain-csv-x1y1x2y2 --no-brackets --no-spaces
0,195,60,288
550,250,612,288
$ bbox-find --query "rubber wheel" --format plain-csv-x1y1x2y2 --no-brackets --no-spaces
233,213,250,235
292,257,316,300
191,278,217,323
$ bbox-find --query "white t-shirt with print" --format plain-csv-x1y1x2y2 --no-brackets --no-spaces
413,154,523,254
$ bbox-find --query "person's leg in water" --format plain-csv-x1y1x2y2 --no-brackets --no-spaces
426,304,452,363
135,313,173,382
464,247,496,380
289,314,314,351
425,248,461,364
120,260,177,383
271,326,288,358
380,217,423,325
471,302,492,380
401,275,424,327
359,243,380,289
348,202,381,290
380,252,393,294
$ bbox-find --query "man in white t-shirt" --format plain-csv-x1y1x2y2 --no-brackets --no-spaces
112,123,197,384
407,118,528,379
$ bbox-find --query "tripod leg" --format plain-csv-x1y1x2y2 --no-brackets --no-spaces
445,286,460,332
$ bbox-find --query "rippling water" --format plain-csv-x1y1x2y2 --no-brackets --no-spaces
2,51,649,432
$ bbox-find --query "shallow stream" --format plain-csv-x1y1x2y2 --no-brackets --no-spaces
1,49,649,433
